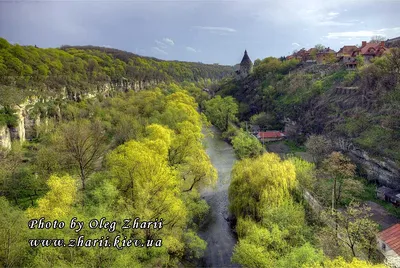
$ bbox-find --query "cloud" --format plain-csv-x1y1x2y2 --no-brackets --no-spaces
102,44,111,48
186,46,198,53
155,40,168,48
318,21,355,26
163,37,174,46
324,27,400,39
327,12,339,17
193,26,237,33
291,42,300,47
152,47,168,55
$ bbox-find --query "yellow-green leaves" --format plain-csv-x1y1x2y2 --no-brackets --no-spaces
26,175,77,219
231,130,264,159
229,153,297,219
203,95,238,131
107,137,186,224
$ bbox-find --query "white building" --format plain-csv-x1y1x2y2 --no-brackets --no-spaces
378,223,400,267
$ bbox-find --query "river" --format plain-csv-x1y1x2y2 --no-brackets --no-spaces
196,126,239,267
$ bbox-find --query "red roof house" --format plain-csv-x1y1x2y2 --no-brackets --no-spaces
257,131,286,142
378,223,400,262
337,45,358,57
352,41,387,62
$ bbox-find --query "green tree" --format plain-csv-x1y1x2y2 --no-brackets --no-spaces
315,44,326,52
322,152,359,210
288,157,316,191
232,130,264,159
333,202,379,259
26,175,77,219
229,153,297,220
203,95,238,131
0,197,30,267
276,243,325,268
249,112,278,130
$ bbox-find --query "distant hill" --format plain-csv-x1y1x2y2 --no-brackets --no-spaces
0,38,234,104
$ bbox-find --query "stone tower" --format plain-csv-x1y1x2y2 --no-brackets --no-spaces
239,50,253,77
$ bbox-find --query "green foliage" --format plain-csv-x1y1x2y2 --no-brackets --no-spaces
0,38,233,106
288,157,316,191
355,126,391,154
0,107,18,127
249,111,281,129
229,153,323,267
0,197,31,267
0,85,218,266
231,130,264,159
276,243,325,268
203,95,238,131
26,175,77,219
254,57,299,78
229,153,297,220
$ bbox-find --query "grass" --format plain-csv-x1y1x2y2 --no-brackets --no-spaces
312,176,400,219
284,140,306,152
351,178,400,218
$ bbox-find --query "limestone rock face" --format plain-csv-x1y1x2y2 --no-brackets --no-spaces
0,125,11,150
0,79,163,149
333,137,400,189
10,104,26,142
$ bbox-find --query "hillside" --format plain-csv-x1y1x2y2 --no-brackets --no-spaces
0,38,233,105
216,50,400,188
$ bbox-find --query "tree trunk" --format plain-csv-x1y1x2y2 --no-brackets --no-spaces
350,245,356,257
79,164,86,191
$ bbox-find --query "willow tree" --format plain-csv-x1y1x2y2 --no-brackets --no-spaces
229,153,297,220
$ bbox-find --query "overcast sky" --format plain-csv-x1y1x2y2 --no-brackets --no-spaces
1,0,399,65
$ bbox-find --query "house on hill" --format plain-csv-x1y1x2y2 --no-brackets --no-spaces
337,46,358,58
352,41,387,62
337,45,358,69
235,50,253,78
256,131,286,142
378,223,400,264
287,48,316,63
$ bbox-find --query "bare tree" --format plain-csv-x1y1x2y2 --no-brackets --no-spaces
60,119,107,190
370,35,386,43
305,135,333,165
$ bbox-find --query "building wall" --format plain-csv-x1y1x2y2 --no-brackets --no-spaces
377,238,400,262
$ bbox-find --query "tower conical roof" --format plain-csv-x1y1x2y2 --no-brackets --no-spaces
240,50,252,65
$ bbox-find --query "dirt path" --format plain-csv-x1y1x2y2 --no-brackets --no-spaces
365,201,400,230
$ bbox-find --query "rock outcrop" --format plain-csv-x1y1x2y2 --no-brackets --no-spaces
0,125,11,150
333,137,400,189
0,78,164,149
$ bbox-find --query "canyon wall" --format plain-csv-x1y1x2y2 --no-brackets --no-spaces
0,78,163,150
333,137,400,189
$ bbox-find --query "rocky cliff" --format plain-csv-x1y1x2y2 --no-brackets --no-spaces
218,57,400,189
0,78,163,150
333,137,400,189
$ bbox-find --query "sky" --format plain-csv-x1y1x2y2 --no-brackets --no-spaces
1,0,399,65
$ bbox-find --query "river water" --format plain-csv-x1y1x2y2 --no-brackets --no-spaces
197,126,239,268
